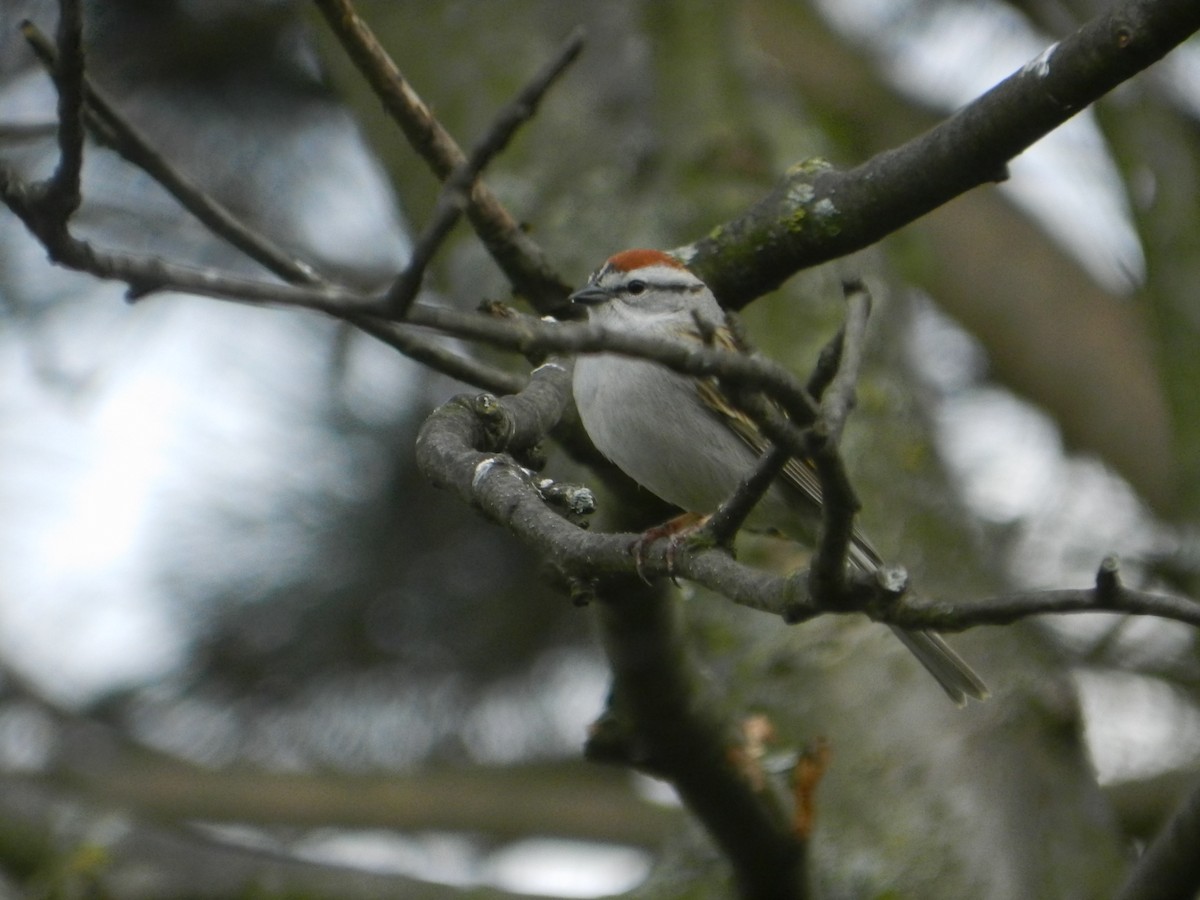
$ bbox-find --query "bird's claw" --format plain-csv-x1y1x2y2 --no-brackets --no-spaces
629,512,710,584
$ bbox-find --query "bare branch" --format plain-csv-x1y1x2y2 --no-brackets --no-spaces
590,577,808,900
415,376,1200,631
386,28,585,316
703,445,792,548
40,0,84,222
311,0,574,312
11,0,1197,329
699,284,870,557
410,305,821,423
8,3,1198,893
352,318,526,396
20,20,324,286
0,121,58,140
853,557,1200,632
8,21,534,396
818,280,870,444
413,345,1200,893
804,322,845,400
805,281,872,601
415,364,808,899
0,776,526,900
685,0,1200,306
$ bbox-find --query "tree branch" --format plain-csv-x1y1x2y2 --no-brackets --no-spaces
311,0,574,313
683,0,1200,307
415,362,808,900
41,0,84,223
8,1,1195,403
806,281,871,602
7,0,1197,635
590,577,808,900
853,556,1200,632
20,20,323,286
6,2,1197,894
8,0,1196,331
385,28,584,316
702,445,792,548
353,317,526,396
0,777,540,900
414,369,1200,629
412,342,1200,896
13,18,527,396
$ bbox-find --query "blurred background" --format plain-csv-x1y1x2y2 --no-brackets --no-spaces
1,0,1199,897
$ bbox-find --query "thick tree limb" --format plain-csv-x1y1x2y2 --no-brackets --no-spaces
684,0,1200,306
590,578,807,900
415,361,808,900
7,1,1196,363
414,362,1200,629
6,0,1197,633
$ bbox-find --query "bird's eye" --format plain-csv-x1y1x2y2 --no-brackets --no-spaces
626,279,647,296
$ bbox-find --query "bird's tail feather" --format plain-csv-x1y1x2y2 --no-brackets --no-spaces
888,625,989,706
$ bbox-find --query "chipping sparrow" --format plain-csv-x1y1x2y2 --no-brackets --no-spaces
571,248,987,704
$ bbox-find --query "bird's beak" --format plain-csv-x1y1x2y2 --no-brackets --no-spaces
569,284,613,306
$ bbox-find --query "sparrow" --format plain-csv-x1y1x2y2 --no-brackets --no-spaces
570,248,987,704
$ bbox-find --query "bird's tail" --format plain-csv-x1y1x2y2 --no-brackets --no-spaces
888,626,989,706
848,534,987,704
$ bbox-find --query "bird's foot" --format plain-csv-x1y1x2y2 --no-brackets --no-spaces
631,512,711,583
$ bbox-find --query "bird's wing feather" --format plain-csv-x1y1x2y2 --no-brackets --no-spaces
690,328,882,569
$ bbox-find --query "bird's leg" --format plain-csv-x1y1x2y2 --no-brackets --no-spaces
630,511,710,583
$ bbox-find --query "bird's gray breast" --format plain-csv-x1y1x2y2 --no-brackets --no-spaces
573,354,761,515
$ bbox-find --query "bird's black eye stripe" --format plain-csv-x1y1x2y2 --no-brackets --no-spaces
618,279,698,297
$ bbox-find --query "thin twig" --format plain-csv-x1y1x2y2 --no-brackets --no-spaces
805,281,873,604
386,28,585,316
691,305,830,548
703,445,792,547
805,323,845,401
689,374,818,549
676,283,873,564
36,1,84,222
311,0,573,312
21,21,322,286
877,582,1200,632
819,280,871,444
2,160,522,393
13,20,524,395
351,316,526,396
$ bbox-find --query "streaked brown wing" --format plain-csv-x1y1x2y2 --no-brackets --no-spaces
694,368,882,569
